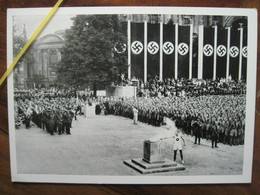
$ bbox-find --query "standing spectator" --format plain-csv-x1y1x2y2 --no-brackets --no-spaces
211,123,219,148
193,120,202,145
47,109,55,136
230,125,237,146
223,122,230,145
63,111,71,135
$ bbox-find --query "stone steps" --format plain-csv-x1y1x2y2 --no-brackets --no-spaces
124,158,186,174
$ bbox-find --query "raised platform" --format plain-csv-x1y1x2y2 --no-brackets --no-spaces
124,158,186,174
132,158,177,169
106,86,137,98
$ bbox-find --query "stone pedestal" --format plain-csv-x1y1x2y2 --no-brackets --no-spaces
124,140,186,174
143,140,165,163
84,105,96,118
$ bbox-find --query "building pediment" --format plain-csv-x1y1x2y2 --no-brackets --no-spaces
38,34,64,44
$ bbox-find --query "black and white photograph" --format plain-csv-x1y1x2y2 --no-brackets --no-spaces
7,7,257,184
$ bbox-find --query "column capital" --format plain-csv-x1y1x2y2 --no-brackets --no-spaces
238,23,244,31
127,14,132,21
225,25,231,29
159,14,164,23
189,18,194,24
144,15,149,22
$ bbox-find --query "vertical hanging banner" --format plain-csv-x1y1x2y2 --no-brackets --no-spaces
131,21,144,80
127,18,131,80
192,30,198,78
242,26,248,81
178,25,190,79
163,22,175,79
202,26,214,79
229,27,240,80
147,23,160,80
216,27,227,79
114,20,128,77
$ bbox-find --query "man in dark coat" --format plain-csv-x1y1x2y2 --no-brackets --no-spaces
56,108,64,135
63,110,72,135
47,109,55,136
193,120,202,145
211,123,219,148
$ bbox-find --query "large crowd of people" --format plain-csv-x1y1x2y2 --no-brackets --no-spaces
14,86,78,99
14,91,83,136
136,76,246,97
14,77,246,146
117,75,246,97
99,95,245,146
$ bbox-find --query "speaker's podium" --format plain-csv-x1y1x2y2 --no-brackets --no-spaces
83,103,96,118
124,140,186,174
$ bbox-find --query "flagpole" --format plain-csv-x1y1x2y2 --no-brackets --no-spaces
213,21,218,80
159,15,163,81
226,26,231,79
198,20,204,79
144,15,148,83
189,19,193,79
174,22,179,79
127,16,131,80
238,23,243,81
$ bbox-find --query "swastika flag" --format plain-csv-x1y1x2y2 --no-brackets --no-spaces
242,26,248,80
131,22,144,80
178,25,190,79
147,23,160,79
203,27,214,79
216,27,227,79
163,22,175,79
229,26,240,80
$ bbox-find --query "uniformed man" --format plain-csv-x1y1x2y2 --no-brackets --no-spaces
211,122,219,148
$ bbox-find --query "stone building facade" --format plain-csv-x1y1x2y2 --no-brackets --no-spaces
17,31,64,88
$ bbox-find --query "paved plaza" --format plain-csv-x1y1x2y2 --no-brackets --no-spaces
15,115,243,176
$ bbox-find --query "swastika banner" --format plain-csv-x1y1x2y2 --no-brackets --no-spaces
163,23,175,79
242,26,248,80
114,21,128,75
229,27,240,80
178,26,190,79
131,22,144,80
147,23,160,80
203,27,214,79
216,27,227,79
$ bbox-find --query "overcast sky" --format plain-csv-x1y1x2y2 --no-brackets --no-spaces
13,14,75,38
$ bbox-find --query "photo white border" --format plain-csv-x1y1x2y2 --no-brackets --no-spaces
7,6,258,184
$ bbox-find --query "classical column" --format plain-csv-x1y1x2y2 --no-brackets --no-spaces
238,23,243,80
189,19,193,79
42,49,48,78
197,20,204,79
127,15,131,80
159,15,163,81
212,21,218,80
144,15,148,83
174,22,179,79
225,26,231,79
